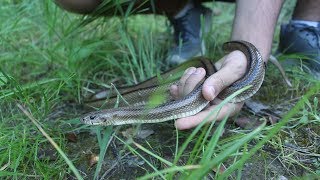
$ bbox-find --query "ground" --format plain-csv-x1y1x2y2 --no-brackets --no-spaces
0,0,319,179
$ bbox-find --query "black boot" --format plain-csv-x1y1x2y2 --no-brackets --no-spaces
167,5,212,65
279,22,320,77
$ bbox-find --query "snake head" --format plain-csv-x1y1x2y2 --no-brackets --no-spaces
81,111,113,126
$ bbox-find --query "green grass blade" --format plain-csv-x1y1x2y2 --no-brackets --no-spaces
132,141,173,166
187,121,266,179
173,85,251,165
115,135,165,179
17,104,83,180
218,82,320,179
138,165,201,180
200,113,229,164
93,126,113,180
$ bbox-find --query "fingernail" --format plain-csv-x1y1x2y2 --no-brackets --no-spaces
194,68,203,75
186,67,196,74
208,86,215,100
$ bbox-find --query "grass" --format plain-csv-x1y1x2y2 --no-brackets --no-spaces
1,0,320,179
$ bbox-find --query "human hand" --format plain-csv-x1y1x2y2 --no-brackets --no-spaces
170,50,248,130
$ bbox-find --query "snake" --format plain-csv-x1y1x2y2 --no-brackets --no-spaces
81,41,265,126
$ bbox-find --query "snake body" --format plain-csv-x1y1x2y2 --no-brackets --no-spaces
81,41,265,126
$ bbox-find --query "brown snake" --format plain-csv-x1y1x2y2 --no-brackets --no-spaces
81,41,265,126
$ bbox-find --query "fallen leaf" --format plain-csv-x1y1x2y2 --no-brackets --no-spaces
65,132,77,143
235,117,264,129
245,99,269,114
121,128,134,138
121,128,154,139
136,129,154,139
88,153,99,167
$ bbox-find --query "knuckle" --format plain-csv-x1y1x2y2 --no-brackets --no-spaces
178,80,185,87
185,77,195,85
210,75,226,90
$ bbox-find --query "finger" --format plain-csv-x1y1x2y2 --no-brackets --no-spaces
203,51,247,101
175,102,243,130
182,67,206,96
169,84,179,100
178,67,196,97
170,67,197,100
209,98,223,105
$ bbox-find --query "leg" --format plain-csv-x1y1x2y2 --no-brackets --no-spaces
166,1,213,64
54,0,102,14
292,0,320,21
54,0,188,16
279,0,320,77
166,0,238,65
232,0,283,61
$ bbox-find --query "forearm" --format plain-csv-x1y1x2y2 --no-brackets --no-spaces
231,0,284,62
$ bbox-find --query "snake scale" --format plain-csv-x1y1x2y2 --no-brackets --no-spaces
81,41,265,126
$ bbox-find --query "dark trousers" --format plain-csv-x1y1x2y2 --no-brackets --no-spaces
97,0,234,17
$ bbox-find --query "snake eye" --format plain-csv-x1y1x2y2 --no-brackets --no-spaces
90,115,96,120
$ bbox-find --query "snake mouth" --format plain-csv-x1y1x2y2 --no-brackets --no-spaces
80,117,88,123
81,118,97,125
